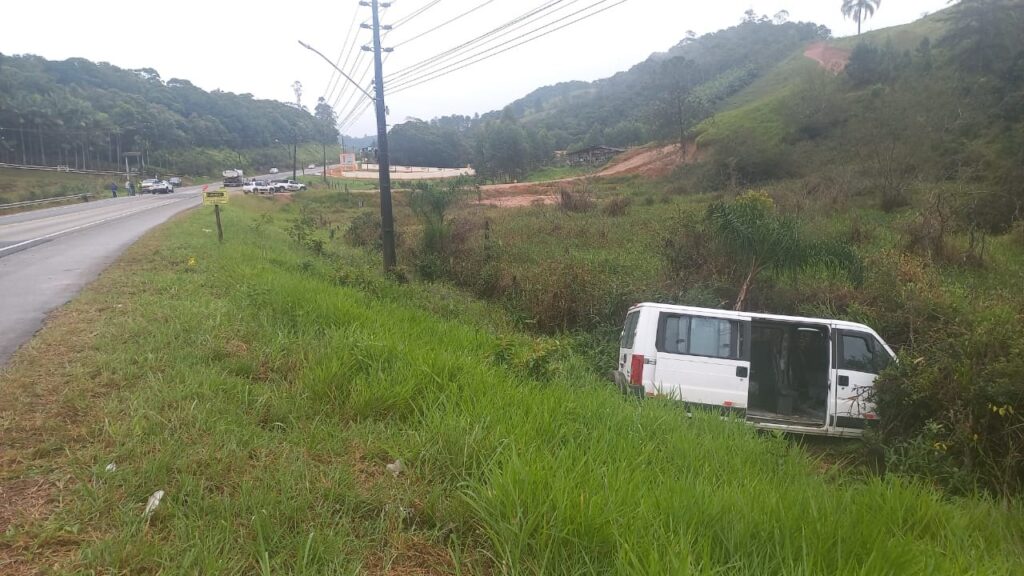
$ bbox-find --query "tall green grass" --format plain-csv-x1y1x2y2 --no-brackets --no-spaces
5,197,1022,574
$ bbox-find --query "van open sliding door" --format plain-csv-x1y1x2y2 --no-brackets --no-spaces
652,312,751,411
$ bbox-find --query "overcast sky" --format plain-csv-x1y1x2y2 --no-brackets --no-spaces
3,1,951,136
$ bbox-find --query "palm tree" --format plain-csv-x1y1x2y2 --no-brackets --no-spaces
706,192,862,311
842,0,882,35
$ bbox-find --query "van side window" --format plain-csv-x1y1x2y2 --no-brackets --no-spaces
840,333,891,374
657,313,741,359
661,315,690,355
620,311,640,348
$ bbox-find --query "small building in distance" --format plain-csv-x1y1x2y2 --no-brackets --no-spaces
564,145,624,167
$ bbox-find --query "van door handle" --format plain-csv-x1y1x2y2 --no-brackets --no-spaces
838,375,850,387
736,366,748,378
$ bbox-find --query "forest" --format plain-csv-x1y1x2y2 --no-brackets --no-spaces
0,54,339,176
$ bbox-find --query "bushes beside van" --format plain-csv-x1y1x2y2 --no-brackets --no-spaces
875,305,1024,497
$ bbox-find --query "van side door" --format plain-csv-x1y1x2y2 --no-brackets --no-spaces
652,312,750,409
833,330,892,430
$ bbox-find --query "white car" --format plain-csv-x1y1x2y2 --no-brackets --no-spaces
278,180,307,192
269,168,279,174
616,302,895,438
242,180,276,194
307,164,316,169
141,178,173,194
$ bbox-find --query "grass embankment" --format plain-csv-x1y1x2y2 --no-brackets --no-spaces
522,165,593,183
319,167,1024,495
2,194,1022,574
0,167,113,205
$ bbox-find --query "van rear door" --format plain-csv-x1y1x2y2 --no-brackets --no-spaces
617,309,641,391
833,330,891,431
652,312,750,409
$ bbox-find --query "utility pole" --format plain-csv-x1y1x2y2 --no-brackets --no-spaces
292,137,297,181
362,0,396,271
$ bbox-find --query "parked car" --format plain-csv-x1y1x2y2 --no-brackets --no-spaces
169,177,182,186
242,179,276,194
307,164,316,169
278,180,307,192
269,168,279,174
141,178,173,194
615,303,895,438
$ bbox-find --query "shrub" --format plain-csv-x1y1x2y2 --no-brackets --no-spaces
703,126,794,189
408,182,467,280
875,305,1024,498
558,183,595,213
601,196,632,217
344,211,382,249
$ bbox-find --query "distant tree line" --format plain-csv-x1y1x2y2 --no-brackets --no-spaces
0,54,339,174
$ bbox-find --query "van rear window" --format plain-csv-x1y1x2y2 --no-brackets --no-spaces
657,313,743,360
620,311,640,348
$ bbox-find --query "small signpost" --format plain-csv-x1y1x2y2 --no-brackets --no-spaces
202,185,228,242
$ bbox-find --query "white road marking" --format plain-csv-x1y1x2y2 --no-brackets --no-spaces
0,197,191,258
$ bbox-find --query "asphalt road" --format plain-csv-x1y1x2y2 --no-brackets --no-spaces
0,186,206,367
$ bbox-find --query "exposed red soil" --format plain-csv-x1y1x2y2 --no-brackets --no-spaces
474,142,696,208
804,42,851,74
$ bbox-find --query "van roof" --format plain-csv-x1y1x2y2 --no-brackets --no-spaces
628,302,877,333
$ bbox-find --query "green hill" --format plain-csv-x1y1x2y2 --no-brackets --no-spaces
0,54,340,176
690,0,1023,227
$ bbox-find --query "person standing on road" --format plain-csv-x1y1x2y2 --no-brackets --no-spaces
128,180,136,196
110,182,118,198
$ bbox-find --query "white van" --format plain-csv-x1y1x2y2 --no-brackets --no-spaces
616,303,895,437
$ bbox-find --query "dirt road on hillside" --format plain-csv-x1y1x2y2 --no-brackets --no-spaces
476,142,697,206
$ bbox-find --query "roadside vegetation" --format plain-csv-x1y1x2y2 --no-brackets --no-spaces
0,167,112,205
3,197,1023,574
335,0,1024,498
4,1,1024,571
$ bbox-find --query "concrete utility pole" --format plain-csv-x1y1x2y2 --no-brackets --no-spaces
362,0,396,271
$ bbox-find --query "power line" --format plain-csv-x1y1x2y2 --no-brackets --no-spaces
333,55,376,124
331,49,370,109
387,0,605,90
328,4,392,111
330,14,394,113
340,98,375,133
385,0,566,82
391,0,499,49
387,0,626,95
392,0,443,29
299,41,376,102
321,7,362,103
337,52,393,133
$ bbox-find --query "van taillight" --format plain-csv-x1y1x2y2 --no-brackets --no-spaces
630,354,644,386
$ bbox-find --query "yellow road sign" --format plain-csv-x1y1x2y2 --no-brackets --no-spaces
203,189,229,205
